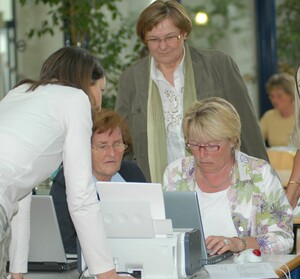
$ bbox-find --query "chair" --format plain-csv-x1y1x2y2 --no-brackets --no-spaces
267,149,295,186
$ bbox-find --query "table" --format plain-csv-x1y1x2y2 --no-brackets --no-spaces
274,254,300,278
24,269,79,279
23,269,211,279
23,254,300,279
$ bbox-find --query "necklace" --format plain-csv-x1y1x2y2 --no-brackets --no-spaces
197,160,235,189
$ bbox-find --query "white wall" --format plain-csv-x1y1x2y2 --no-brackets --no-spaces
15,1,63,81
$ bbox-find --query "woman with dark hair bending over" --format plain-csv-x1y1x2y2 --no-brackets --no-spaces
0,47,133,279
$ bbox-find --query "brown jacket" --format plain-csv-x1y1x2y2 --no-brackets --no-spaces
116,45,268,182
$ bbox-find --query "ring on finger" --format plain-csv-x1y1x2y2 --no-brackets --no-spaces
223,238,230,245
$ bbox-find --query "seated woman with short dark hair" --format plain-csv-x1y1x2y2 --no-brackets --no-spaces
50,109,146,254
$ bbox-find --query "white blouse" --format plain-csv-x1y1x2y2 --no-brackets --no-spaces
0,84,114,274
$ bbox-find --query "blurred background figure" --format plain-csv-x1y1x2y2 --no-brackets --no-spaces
260,73,295,147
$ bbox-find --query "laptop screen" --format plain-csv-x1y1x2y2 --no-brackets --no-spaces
28,195,77,271
96,181,166,219
163,191,233,265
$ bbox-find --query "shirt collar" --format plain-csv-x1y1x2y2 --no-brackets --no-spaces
150,46,186,81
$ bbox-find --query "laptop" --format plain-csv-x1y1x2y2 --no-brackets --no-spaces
96,181,166,219
77,181,166,275
163,191,233,265
28,195,77,272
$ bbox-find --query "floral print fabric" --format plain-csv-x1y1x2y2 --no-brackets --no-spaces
163,150,294,254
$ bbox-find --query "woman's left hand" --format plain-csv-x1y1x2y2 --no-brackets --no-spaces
206,235,241,255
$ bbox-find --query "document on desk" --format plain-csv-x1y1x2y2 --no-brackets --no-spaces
205,262,279,279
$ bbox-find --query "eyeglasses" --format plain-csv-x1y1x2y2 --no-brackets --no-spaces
146,34,181,47
185,141,225,152
92,142,128,152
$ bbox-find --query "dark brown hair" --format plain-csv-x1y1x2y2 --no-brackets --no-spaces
136,0,192,44
16,46,105,111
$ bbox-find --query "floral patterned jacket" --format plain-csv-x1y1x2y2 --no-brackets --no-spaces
163,150,294,254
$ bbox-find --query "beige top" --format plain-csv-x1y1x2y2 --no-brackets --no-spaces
260,109,294,147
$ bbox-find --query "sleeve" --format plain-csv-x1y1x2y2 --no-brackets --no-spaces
220,53,268,161
62,93,114,274
115,69,135,162
255,164,294,254
291,84,300,149
9,193,32,273
162,159,192,192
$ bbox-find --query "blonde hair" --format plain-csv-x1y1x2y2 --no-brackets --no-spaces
183,97,241,149
266,73,295,100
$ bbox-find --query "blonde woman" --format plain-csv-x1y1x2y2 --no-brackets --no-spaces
163,97,293,255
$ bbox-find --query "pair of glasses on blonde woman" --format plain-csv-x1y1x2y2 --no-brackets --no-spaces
185,141,226,152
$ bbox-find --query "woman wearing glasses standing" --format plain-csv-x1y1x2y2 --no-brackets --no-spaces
115,0,267,184
163,97,293,255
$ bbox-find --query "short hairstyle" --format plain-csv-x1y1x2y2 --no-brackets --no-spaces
136,0,192,44
183,97,241,150
266,73,295,100
17,46,105,112
92,109,132,153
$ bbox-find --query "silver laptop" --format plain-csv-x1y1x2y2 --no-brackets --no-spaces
28,195,77,271
163,191,233,265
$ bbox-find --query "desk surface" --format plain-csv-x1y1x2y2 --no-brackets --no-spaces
23,269,211,279
24,254,300,279
273,254,300,278
24,269,79,279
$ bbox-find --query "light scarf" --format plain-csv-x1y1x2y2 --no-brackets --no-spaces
147,44,197,183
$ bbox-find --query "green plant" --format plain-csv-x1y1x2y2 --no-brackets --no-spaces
276,0,300,74
184,0,247,48
18,0,143,109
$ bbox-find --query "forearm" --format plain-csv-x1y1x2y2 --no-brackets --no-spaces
96,269,116,279
9,273,23,279
236,237,259,252
96,269,134,279
286,150,300,208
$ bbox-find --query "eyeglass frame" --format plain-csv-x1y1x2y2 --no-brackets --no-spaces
185,140,226,152
92,142,128,152
145,34,181,47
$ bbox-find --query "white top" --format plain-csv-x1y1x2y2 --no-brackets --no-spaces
151,52,186,164
195,187,237,238
0,84,114,274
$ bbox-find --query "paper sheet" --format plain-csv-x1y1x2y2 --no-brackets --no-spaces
205,262,279,279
